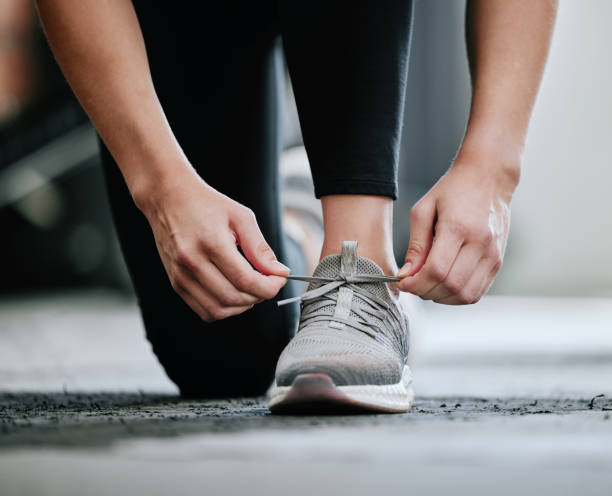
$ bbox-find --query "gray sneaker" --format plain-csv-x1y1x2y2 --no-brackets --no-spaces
269,241,414,413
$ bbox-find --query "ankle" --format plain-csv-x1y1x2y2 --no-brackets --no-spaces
320,195,398,276
320,241,398,275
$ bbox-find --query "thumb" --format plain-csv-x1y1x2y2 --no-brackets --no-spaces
398,201,436,277
233,210,291,277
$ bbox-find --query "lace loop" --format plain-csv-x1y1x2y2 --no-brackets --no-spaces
277,274,400,307
277,273,402,339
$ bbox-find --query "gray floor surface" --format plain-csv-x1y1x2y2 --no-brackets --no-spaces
1,291,611,495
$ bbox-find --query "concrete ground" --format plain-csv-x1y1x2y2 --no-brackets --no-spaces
1,292,611,495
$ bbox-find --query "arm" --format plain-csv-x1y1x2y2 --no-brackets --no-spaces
398,0,557,304
36,0,288,320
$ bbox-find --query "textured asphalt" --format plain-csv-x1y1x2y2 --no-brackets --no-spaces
1,292,611,495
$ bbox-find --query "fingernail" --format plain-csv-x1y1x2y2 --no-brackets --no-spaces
273,261,291,275
398,262,412,278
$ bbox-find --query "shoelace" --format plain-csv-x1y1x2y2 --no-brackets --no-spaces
278,273,402,338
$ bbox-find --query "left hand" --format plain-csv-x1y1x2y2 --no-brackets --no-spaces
397,152,519,304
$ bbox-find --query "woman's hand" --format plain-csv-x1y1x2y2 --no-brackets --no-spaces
396,0,556,305
37,0,290,322
135,168,289,322
397,151,519,304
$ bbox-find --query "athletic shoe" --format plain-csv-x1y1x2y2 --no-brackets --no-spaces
269,241,414,413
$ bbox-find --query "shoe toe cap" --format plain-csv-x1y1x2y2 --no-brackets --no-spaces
275,332,402,387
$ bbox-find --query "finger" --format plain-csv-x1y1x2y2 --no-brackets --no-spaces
479,264,501,297
177,272,254,321
437,255,501,305
232,209,291,276
398,222,463,296
190,260,262,307
171,277,212,322
173,241,262,306
208,235,287,300
397,200,436,278
428,244,485,304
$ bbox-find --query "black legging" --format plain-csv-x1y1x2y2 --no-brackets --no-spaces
100,0,414,397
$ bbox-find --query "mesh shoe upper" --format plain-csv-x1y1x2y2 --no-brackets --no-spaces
275,241,410,387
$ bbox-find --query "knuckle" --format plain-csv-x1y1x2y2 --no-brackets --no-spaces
474,229,493,247
196,306,213,322
428,263,447,283
243,207,256,220
200,236,222,253
211,305,246,321
175,244,195,268
406,241,426,258
257,242,274,258
235,272,255,292
208,305,225,321
237,207,256,224
219,289,241,306
488,243,502,260
410,201,430,219
257,281,278,300
449,221,470,238
485,246,503,273
456,293,471,305
492,259,503,274
458,290,479,305
444,277,464,295
263,284,280,299
169,273,183,293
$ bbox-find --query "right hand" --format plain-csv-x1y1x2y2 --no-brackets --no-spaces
135,168,290,322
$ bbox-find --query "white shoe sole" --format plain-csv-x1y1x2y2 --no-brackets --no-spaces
268,365,414,414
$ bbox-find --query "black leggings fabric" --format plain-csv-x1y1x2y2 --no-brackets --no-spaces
100,1,414,397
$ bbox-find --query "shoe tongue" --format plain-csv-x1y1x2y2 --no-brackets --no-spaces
309,242,390,303
311,254,384,279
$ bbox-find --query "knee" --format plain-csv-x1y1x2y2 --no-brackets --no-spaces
142,302,292,399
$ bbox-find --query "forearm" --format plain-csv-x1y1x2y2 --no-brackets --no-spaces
460,0,558,179
36,0,191,205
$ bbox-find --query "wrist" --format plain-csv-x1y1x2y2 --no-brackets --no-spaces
101,112,195,214
128,156,198,216
454,127,523,190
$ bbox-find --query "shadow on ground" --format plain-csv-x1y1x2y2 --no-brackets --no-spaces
2,392,610,449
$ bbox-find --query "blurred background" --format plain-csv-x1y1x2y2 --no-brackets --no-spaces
2,3,611,492
1,0,610,299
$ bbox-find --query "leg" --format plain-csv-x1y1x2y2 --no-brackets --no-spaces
101,2,298,397
269,0,415,413
320,195,397,275
280,0,414,271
